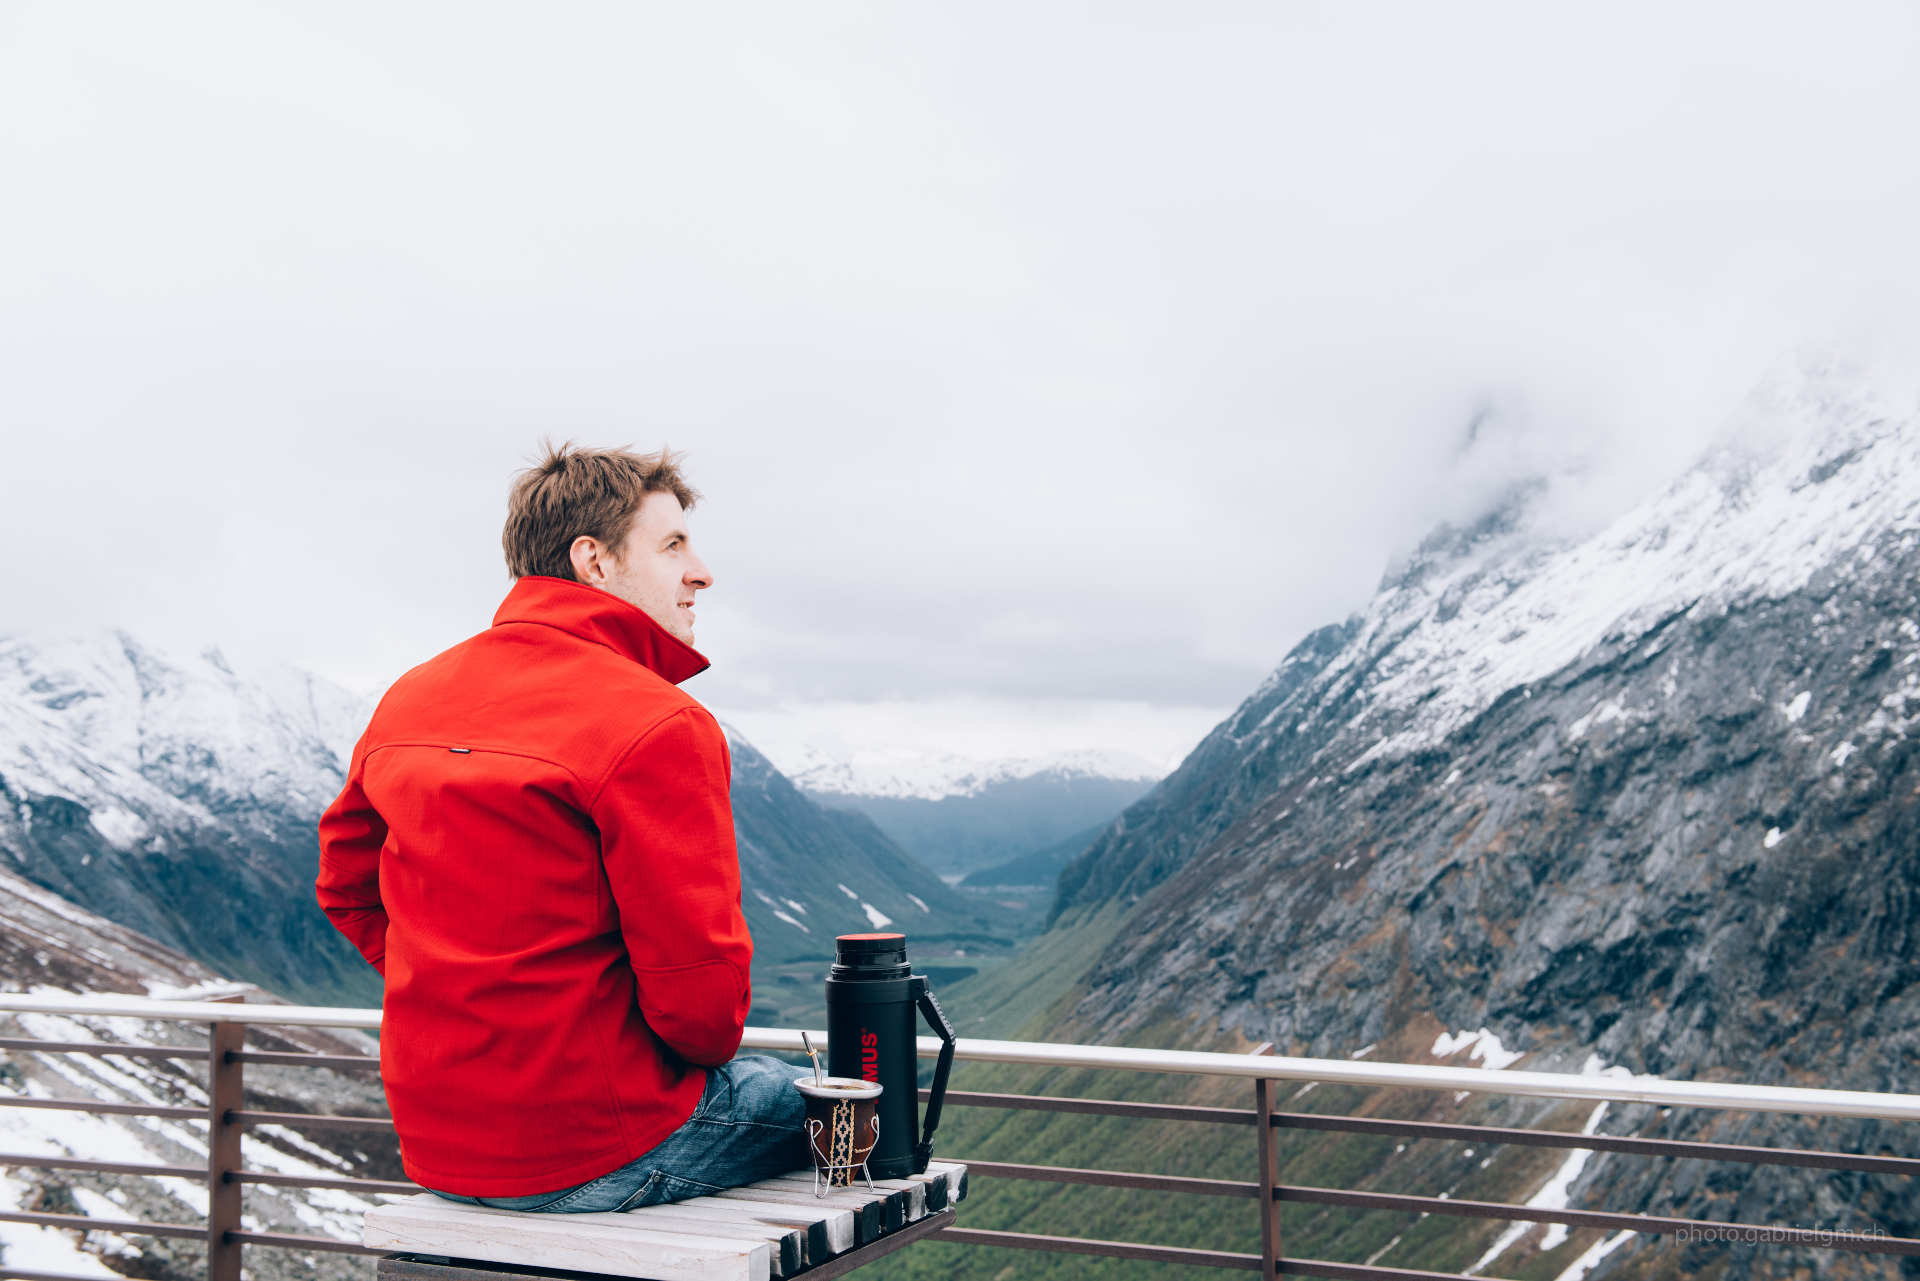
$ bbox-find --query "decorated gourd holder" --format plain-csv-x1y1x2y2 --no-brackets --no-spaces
793,1038,883,1195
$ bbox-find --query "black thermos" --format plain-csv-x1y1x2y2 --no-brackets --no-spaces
825,932,958,1179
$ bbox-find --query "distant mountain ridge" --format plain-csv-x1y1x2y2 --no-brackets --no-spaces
784,745,1164,802
806,771,1159,879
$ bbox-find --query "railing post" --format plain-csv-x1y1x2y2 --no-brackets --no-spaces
1252,1043,1280,1281
207,1015,246,1281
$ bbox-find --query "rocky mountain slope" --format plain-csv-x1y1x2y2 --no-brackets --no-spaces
792,749,1161,878
900,358,1920,1281
0,867,393,1281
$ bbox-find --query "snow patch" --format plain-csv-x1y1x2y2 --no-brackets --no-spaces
1764,827,1784,848
861,903,893,930
1783,691,1811,722
86,807,148,849
1554,1230,1637,1281
1431,1028,1524,1069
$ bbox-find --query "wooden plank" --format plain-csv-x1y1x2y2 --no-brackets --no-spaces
909,1164,966,1212
363,1196,771,1281
623,1196,854,1262
754,1174,925,1224
379,1257,635,1280
708,1186,884,1248
756,1179,908,1235
612,1209,801,1277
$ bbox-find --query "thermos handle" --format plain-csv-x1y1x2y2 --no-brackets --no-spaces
908,974,958,1174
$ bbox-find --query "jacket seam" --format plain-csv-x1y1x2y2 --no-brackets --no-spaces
588,705,715,808
360,741,590,792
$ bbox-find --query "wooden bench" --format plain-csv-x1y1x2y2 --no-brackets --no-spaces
364,1162,968,1281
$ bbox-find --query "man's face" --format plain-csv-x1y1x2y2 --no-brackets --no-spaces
569,490,713,645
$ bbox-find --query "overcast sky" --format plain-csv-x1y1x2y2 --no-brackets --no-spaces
4,3,1919,769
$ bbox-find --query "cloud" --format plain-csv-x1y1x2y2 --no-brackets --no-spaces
2,1,1917,750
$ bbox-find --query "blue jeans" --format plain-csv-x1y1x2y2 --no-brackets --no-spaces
427,1056,811,1213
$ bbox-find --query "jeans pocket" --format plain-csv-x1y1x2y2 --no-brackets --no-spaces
530,1171,626,1214
612,1171,665,1212
617,1170,725,1211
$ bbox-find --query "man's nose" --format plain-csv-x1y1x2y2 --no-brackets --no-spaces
685,552,714,590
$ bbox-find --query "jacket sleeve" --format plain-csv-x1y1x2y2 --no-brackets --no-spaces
316,739,392,977
595,705,751,1067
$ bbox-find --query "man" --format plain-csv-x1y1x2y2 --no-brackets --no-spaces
317,442,805,1211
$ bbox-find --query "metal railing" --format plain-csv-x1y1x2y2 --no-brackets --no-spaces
0,993,1915,1281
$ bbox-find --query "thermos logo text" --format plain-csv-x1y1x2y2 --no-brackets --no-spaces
861,1029,879,1082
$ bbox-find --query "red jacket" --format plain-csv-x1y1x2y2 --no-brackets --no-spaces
316,576,752,1197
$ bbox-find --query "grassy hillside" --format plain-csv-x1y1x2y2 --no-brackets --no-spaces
871,911,1655,1281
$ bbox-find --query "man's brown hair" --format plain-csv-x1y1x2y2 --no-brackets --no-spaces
503,441,701,581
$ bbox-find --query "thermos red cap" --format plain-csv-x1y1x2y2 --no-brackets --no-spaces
833,932,909,978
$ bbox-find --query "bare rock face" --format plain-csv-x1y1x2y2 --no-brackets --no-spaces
1049,358,1920,1278
0,868,393,1280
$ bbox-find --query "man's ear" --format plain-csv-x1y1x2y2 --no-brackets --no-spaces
569,535,609,585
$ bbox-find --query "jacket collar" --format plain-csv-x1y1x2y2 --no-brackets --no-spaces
493,576,711,686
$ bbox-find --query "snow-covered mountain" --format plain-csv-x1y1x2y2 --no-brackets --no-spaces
0,633,381,1006
782,746,1164,802
1004,355,1920,1281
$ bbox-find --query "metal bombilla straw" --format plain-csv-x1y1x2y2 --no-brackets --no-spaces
801,1031,824,1087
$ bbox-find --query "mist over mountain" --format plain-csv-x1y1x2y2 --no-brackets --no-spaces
968,356,1920,1281
793,749,1162,878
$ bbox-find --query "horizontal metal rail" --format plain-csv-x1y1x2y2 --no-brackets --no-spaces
0,993,381,1029
0,1095,206,1121
963,1157,1256,1198
7,993,1919,1119
225,1229,385,1256
228,1050,379,1070
0,1207,207,1240
936,1224,1261,1270
1277,1185,1917,1256
934,1226,1547,1280
923,1089,1920,1176
228,1170,420,1194
229,1108,395,1131
0,1036,208,1061
0,1150,203,1180
957,1160,1920,1256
